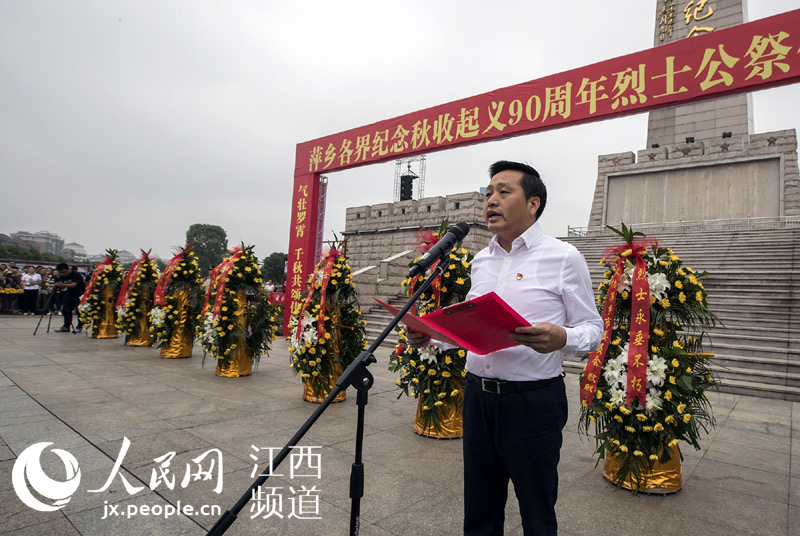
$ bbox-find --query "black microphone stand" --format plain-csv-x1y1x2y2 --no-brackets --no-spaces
206,261,446,536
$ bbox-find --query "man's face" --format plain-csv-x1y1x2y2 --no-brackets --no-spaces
484,170,540,245
57,269,70,278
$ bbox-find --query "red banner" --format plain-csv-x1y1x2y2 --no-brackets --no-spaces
284,174,323,334
203,248,244,318
580,242,654,409
626,257,651,408
580,258,623,406
115,260,142,309
296,9,800,176
294,252,337,341
80,257,112,306
154,252,184,307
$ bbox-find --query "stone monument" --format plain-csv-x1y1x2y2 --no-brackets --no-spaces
588,0,799,232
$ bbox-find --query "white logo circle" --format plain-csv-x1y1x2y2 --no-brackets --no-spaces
12,442,81,512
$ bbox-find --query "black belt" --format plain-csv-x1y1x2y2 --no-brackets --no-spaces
467,372,561,394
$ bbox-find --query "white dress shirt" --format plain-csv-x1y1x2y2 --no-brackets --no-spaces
465,222,602,381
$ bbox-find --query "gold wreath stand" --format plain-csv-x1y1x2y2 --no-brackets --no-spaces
160,289,193,359
413,378,465,439
602,445,682,494
216,292,252,377
303,360,347,403
93,286,118,339
125,298,152,347
302,305,347,403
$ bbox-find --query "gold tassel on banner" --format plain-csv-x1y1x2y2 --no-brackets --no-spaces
413,378,465,439
602,445,682,494
94,286,118,339
160,289,193,359
215,292,252,377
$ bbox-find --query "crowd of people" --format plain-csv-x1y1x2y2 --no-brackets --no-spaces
2,260,283,323
0,262,88,318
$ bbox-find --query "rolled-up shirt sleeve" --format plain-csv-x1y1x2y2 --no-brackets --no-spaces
560,247,603,357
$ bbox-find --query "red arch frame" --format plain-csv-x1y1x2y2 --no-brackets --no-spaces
285,9,800,333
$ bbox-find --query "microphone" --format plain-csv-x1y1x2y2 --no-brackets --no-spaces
408,222,470,278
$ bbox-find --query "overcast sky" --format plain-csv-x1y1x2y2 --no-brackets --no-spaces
2,1,798,262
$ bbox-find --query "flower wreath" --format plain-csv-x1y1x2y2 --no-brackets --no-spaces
578,223,720,490
115,251,159,337
149,247,204,347
198,245,280,367
78,249,124,327
288,242,367,398
388,221,474,434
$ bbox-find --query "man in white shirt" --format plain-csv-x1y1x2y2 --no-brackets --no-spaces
408,161,602,535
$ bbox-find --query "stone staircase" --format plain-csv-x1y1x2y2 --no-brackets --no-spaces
352,250,416,350
563,228,800,401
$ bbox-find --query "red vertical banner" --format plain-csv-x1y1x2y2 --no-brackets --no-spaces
283,173,322,336
626,256,651,407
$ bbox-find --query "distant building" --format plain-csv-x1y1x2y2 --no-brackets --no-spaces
63,242,88,260
117,250,136,265
0,233,38,250
10,231,64,255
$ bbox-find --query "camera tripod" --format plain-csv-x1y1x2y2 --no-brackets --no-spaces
33,289,78,335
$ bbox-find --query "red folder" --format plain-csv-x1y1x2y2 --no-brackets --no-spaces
372,292,530,355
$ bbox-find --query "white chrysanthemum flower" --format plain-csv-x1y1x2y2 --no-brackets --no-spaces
78,302,92,315
617,261,635,293
648,272,671,300
609,386,626,407
116,305,126,318
299,313,318,345
150,307,166,326
603,360,625,385
646,391,663,412
648,355,668,386
419,346,440,361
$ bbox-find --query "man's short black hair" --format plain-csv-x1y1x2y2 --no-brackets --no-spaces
488,160,547,220
56,263,69,271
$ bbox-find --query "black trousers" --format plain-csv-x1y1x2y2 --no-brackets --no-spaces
463,375,568,536
61,294,77,329
23,289,38,313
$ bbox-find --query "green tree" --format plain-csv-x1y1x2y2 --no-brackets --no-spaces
0,245,71,263
186,224,228,271
261,251,286,285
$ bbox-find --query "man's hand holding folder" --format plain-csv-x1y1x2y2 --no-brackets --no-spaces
508,324,567,354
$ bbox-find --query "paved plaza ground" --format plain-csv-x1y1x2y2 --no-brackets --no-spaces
0,314,798,535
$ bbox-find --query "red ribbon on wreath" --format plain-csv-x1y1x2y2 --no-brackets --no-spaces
580,237,658,409
154,251,184,307
115,259,143,309
294,248,339,341
202,247,244,318
80,256,113,306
